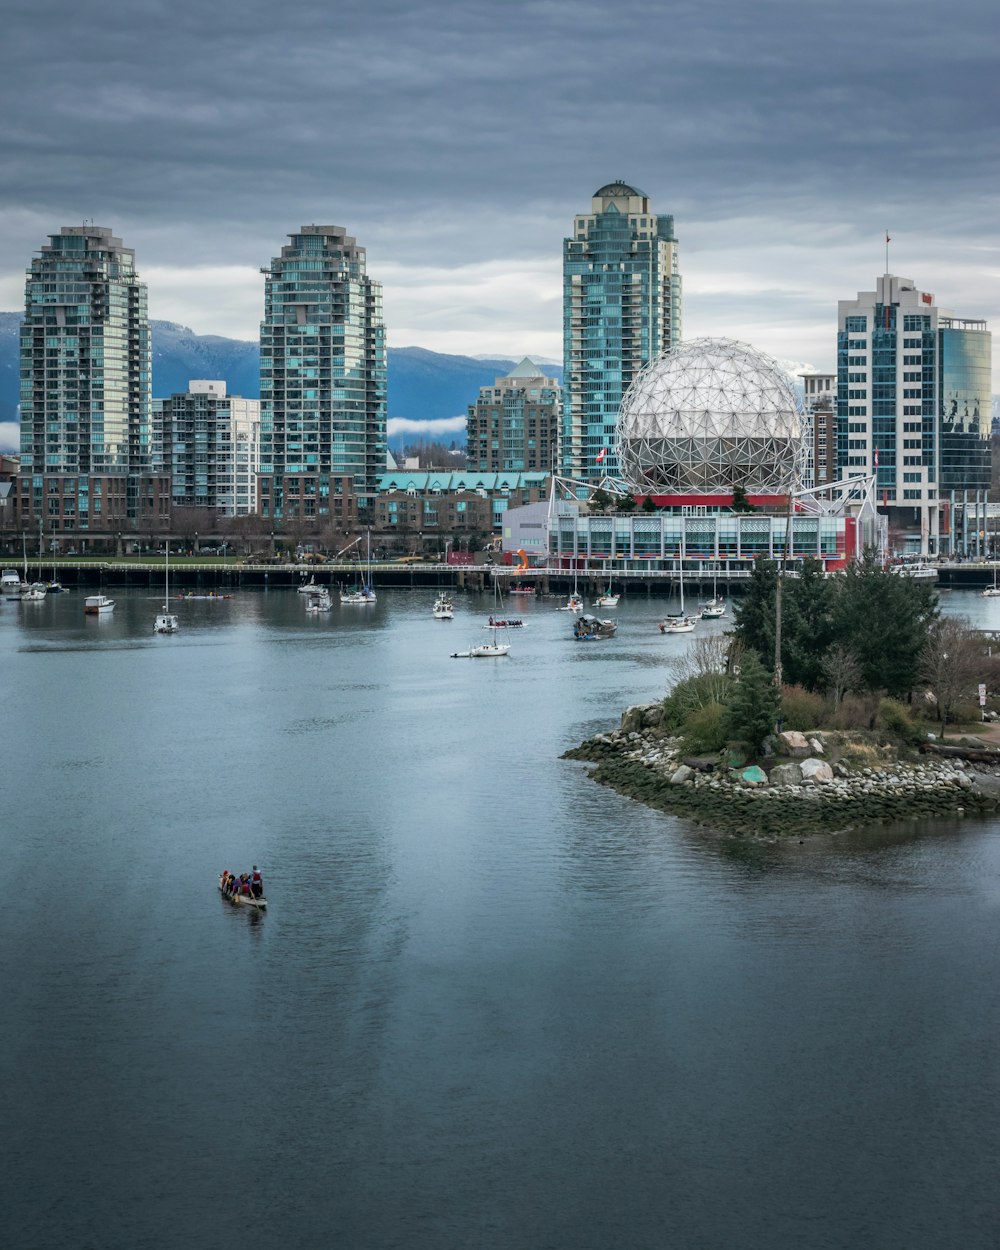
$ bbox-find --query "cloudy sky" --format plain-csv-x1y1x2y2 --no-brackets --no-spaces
2,0,998,381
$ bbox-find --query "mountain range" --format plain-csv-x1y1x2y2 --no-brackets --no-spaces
0,313,558,453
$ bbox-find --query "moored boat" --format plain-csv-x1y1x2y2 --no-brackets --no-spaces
573,613,617,640
659,614,697,634
84,594,115,615
701,597,726,619
22,582,47,602
433,594,454,619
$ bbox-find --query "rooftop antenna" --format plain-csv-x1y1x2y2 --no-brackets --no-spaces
885,229,891,274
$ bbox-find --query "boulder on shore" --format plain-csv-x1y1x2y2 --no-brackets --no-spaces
670,765,694,785
769,761,803,786
778,730,811,757
800,757,834,784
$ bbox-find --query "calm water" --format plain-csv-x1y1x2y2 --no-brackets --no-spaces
4,586,1000,1249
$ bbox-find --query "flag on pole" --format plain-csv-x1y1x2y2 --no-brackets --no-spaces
595,447,607,464
885,232,891,244
874,446,879,468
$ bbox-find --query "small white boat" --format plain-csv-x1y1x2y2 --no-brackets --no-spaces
154,547,179,632
594,591,620,608
701,598,726,619
84,594,115,615
453,641,511,658
892,561,938,581
305,589,333,613
297,577,319,595
341,585,377,605
1,568,22,595
559,593,584,612
659,615,698,634
22,582,47,602
342,532,377,604
983,564,1000,597
433,594,454,619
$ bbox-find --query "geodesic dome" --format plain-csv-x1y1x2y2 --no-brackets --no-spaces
614,338,805,495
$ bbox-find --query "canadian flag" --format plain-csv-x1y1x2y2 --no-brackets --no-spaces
595,447,608,464
922,292,933,304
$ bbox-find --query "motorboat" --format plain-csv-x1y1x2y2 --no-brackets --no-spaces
433,594,455,619
84,594,115,615
573,613,617,640
154,611,179,633
22,582,47,602
1,568,24,596
891,561,938,581
305,589,333,613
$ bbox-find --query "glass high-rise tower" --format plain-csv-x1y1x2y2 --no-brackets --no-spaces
563,182,681,481
837,273,991,556
19,225,162,537
258,225,387,522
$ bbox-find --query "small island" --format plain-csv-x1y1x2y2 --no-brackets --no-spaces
566,553,1000,839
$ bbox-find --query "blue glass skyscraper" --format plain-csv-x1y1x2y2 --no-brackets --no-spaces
258,225,386,523
837,273,991,555
563,183,681,481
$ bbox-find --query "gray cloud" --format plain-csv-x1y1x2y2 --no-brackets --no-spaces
1,0,997,378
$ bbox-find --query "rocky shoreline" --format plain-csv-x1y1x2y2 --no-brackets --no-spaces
565,703,1000,839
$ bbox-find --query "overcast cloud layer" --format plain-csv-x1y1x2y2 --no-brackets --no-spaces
2,0,998,381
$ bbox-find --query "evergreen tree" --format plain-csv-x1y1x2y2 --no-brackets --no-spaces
641,495,658,513
616,494,636,512
833,549,938,698
731,483,756,513
725,649,781,756
732,556,777,666
782,557,837,690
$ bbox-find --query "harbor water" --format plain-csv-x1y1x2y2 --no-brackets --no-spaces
4,586,1000,1249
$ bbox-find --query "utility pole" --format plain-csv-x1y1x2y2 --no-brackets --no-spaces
774,485,794,687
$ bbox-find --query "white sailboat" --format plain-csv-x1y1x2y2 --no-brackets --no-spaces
594,562,619,607
984,563,1000,598
701,568,726,618
341,532,377,605
558,564,583,611
154,545,179,633
660,555,698,634
452,575,510,658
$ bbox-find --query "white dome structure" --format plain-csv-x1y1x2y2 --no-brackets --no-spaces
614,338,805,495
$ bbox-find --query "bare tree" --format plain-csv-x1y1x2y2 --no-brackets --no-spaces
919,616,983,734
669,633,740,706
821,643,861,710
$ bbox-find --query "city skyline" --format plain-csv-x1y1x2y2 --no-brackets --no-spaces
0,0,997,386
